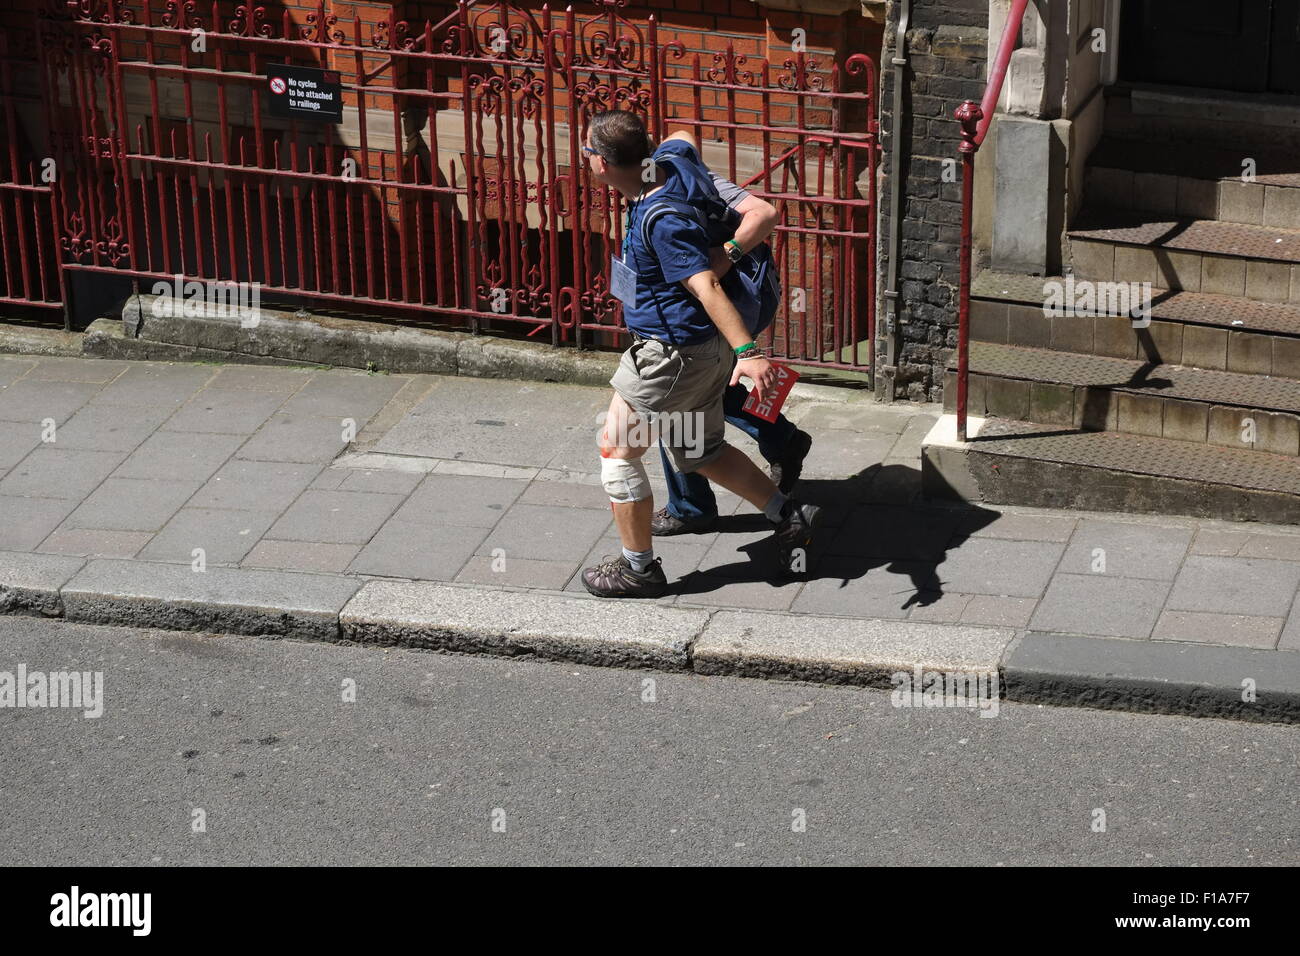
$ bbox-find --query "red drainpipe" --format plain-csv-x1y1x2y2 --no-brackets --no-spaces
953,0,1030,442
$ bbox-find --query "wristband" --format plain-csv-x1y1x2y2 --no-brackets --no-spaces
733,342,757,356
737,347,766,361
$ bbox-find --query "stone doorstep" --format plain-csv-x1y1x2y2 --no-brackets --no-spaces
1086,166,1300,230
920,413,1300,523
946,343,1300,456
949,369,1300,457
4,556,1300,722
971,293,1300,354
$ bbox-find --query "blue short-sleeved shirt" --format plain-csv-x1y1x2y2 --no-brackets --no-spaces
620,140,720,344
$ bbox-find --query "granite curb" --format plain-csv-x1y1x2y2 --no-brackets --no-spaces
1,552,1297,723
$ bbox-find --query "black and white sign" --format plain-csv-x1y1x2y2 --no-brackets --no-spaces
266,63,342,122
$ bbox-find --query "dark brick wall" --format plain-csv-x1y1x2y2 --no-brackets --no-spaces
879,0,987,401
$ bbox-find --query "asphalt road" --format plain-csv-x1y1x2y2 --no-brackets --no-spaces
1,616,1297,866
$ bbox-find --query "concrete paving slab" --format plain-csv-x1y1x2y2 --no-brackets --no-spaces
266,489,405,545
242,540,362,574
1189,528,1250,556
676,576,804,612
0,421,42,468
51,402,174,453
392,473,528,528
475,503,613,562
1029,573,1171,639
1236,533,1300,562
0,447,127,500
961,510,1078,543
1167,556,1300,617
828,505,961,561
237,414,357,463
454,555,576,590
61,558,359,639
275,370,409,420
0,550,84,615
960,595,1037,628
792,562,938,619
140,507,280,564
111,430,245,482
374,376,607,469
0,357,35,387
36,529,152,559
693,609,1012,685
0,496,78,550
207,364,314,392
188,459,321,512
24,357,128,384
92,363,215,406
0,380,102,425
336,468,426,496
517,477,611,510
348,522,487,580
1005,631,1300,723
933,537,1065,598
907,590,973,623
1057,519,1193,580
61,477,202,532
1152,610,1283,649
161,388,288,434
341,580,707,668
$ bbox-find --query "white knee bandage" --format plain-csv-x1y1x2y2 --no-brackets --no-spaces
601,455,650,504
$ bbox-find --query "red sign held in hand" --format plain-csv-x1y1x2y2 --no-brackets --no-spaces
742,363,800,423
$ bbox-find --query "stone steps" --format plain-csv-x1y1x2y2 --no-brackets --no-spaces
972,271,1300,371
1085,137,1300,228
924,98,1300,524
1068,207,1300,302
944,342,1300,456
923,416,1300,525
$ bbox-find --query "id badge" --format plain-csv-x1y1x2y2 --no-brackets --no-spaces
610,255,637,308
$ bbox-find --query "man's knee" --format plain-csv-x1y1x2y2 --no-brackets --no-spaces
601,454,651,503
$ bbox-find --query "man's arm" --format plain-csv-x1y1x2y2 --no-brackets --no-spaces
709,189,778,277
682,270,777,397
662,130,778,268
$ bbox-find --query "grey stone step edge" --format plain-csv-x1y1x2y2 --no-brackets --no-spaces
3,552,1299,725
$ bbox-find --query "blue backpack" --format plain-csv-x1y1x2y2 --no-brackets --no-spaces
637,181,781,339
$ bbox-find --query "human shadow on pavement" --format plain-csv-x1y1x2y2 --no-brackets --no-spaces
670,462,1001,612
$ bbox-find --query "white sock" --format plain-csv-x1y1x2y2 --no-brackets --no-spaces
763,491,789,523
622,547,654,572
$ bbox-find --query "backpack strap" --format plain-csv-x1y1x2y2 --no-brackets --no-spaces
638,198,710,252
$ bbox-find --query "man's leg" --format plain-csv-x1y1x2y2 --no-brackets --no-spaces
720,382,811,493
583,391,668,598
659,440,717,521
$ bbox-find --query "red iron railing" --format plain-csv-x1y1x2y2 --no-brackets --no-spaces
4,0,878,374
953,0,1030,440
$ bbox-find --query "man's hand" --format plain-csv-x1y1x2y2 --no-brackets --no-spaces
708,246,732,278
732,353,777,399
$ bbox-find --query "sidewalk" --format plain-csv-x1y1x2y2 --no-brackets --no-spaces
2,352,1300,722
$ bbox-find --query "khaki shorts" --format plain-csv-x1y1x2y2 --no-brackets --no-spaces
609,335,735,473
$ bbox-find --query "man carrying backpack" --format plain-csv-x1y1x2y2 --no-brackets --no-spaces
580,110,821,599
651,159,813,537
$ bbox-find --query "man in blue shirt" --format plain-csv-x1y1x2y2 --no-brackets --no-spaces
580,110,820,599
